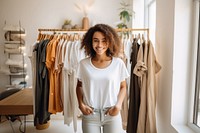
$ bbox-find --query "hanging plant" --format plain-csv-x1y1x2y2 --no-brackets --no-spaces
120,10,131,23
117,1,134,29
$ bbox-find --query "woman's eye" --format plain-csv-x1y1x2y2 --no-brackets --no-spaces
93,40,99,43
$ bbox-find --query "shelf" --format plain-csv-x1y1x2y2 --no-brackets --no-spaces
4,48,24,54
3,25,25,32
9,31,25,34
4,44,20,49
5,61,26,68
9,65,27,69
4,40,25,44
2,23,26,89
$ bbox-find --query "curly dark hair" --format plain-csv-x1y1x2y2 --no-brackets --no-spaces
81,24,121,57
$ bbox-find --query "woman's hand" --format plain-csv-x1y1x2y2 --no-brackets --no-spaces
79,104,93,115
76,80,93,115
106,105,121,116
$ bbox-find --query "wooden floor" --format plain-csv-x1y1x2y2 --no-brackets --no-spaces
0,114,83,133
0,114,127,133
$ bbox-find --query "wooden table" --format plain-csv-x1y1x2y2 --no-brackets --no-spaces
0,88,33,115
0,88,33,133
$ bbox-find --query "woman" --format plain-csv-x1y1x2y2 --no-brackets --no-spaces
76,24,129,133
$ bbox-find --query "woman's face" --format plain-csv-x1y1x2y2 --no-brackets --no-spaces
92,31,109,56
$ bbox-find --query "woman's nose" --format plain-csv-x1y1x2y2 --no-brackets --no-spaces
97,41,104,47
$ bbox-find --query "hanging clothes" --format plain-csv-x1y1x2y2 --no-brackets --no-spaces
31,33,86,132
127,38,141,133
46,36,63,114
133,40,161,133
134,41,148,133
146,41,161,133
33,39,51,126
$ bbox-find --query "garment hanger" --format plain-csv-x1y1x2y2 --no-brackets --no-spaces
40,34,44,41
49,34,54,40
37,33,42,41
136,33,141,44
130,33,135,43
142,34,146,43
44,34,50,40
69,34,74,41
77,33,81,40
62,34,67,40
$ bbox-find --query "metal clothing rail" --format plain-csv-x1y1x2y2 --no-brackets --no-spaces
38,28,150,40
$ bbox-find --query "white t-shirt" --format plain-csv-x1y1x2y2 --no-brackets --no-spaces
77,57,130,109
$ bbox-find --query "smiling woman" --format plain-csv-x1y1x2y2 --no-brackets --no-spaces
76,24,130,133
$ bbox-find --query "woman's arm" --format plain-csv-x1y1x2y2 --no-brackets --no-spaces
76,80,84,107
116,80,127,109
76,80,93,115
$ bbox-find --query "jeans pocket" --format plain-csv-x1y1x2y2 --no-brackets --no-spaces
83,113,92,117
106,112,119,118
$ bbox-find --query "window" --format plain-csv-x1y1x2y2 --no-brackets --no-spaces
144,0,156,45
194,0,200,128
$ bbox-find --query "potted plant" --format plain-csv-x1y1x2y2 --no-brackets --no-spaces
62,19,72,29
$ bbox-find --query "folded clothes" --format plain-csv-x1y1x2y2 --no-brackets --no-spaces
10,35,25,42
4,40,25,44
4,31,26,41
4,48,22,54
5,59,23,67
4,44,20,49
3,24,25,32
10,66,26,73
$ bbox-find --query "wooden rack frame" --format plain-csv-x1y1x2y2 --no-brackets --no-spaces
38,28,150,40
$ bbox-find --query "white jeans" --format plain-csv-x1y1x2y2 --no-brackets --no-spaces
82,108,123,133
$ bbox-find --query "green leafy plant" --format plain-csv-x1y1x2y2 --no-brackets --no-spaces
117,1,134,29
64,19,72,25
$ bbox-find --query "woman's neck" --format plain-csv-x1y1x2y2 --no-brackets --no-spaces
91,55,112,68
92,54,111,61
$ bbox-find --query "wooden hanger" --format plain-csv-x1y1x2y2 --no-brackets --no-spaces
37,33,41,41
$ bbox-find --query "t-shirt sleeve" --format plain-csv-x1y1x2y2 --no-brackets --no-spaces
120,60,130,82
76,60,82,81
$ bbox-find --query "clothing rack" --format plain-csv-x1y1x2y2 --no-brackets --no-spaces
38,28,150,40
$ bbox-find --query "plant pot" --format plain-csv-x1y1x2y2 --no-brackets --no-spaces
62,24,72,29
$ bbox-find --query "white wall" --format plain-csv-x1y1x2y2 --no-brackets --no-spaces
156,0,176,132
0,0,132,90
156,0,196,132
132,0,145,28
172,0,192,125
